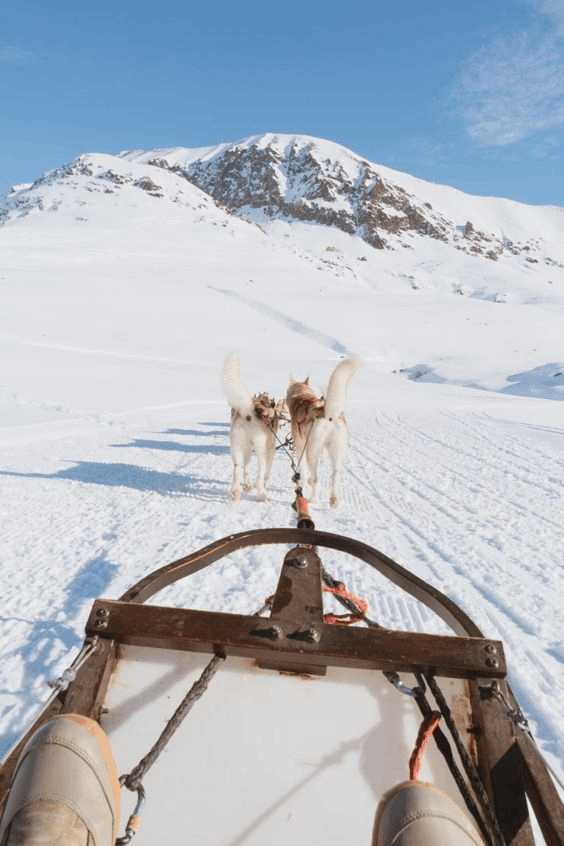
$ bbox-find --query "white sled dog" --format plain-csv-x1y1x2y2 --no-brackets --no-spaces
221,351,281,502
286,356,360,508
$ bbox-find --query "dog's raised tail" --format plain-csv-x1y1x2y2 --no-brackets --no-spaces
324,356,360,420
221,351,255,418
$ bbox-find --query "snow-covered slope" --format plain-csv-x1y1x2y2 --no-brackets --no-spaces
121,132,564,264
0,135,563,803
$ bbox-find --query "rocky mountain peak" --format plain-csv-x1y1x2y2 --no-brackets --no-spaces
146,135,453,252
139,133,557,264
2,133,563,272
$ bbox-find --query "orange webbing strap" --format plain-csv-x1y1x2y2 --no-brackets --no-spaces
322,585,368,625
293,493,315,529
409,711,441,781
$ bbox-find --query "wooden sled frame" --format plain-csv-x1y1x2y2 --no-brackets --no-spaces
1,527,563,845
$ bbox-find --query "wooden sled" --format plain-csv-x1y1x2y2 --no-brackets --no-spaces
1,527,563,845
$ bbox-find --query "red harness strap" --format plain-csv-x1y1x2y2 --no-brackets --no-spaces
322,584,368,625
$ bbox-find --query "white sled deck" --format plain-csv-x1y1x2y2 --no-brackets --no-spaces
1,526,563,846
102,649,474,846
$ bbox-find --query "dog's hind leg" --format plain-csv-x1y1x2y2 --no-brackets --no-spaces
230,442,252,501
243,460,253,492
328,426,348,508
230,459,244,501
308,472,320,503
255,443,271,502
258,433,276,502
230,463,242,501
329,466,341,509
305,437,322,503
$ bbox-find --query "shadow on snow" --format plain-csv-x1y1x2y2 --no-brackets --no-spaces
0,462,227,497
0,553,118,756
111,438,229,455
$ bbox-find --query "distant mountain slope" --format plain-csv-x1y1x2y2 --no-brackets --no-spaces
2,133,564,287
0,153,226,228
120,133,564,266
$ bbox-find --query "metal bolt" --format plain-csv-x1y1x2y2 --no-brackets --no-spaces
485,657,499,668
252,624,284,641
96,607,109,618
484,644,497,654
305,627,320,643
287,554,308,569
94,619,108,630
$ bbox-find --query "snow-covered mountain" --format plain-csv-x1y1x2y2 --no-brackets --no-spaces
123,133,564,265
1,132,563,804
3,133,564,274
1,130,563,399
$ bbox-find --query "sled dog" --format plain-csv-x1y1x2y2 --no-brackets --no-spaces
221,352,280,502
286,356,360,508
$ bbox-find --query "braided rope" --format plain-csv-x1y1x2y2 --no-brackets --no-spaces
123,654,225,791
409,711,441,780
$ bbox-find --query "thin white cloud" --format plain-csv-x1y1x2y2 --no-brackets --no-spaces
451,31,564,146
527,0,564,31
531,138,561,157
0,46,31,61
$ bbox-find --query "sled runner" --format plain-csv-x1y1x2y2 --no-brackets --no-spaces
0,525,562,846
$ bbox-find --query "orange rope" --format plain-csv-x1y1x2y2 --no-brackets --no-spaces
409,711,441,781
322,585,368,625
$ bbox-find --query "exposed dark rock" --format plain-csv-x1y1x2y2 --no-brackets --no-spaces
103,169,132,185
150,140,455,253
0,137,557,274
134,176,163,197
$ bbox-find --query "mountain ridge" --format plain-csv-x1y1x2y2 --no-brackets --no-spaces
2,133,564,276
121,133,564,264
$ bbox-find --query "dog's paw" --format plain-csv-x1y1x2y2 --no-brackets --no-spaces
229,489,241,502
256,492,267,502
329,495,339,509
243,482,252,492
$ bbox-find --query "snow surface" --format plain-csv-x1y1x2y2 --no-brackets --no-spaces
0,144,563,809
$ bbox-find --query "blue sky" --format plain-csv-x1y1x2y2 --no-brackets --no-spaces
1,0,563,205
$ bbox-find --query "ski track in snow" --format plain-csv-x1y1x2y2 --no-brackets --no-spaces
345,411,564,759
208,286,354,357
1,401,563,780
0,334,190,365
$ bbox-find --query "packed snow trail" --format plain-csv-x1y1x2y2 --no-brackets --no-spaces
1,396,562,783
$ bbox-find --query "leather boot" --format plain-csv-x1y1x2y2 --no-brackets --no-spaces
0,715,120,846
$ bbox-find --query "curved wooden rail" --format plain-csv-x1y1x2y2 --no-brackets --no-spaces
119,528,483,638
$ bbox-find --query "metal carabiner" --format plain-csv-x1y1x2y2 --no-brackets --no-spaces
386,671,418,698
116,777,146,846
490,681,529,730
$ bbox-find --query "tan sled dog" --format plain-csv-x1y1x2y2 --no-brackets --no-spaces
286,356,360,508
221,352,280,502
